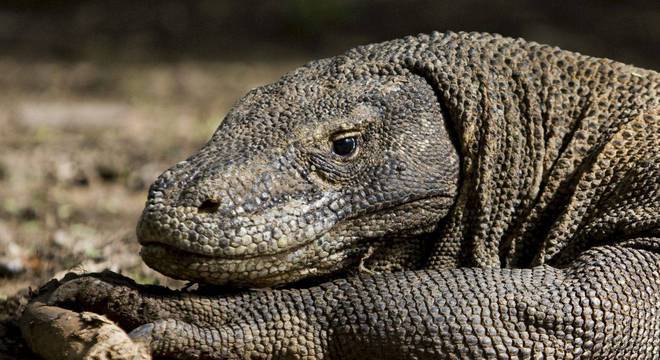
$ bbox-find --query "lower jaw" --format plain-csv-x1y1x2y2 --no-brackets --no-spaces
140,244,358,288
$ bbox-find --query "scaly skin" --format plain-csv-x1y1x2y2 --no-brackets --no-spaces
20,32,659,359
136,65,460,287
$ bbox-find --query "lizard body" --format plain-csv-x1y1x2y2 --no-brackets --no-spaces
20,32,659,359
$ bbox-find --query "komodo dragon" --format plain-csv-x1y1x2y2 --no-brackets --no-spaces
19,32,659,359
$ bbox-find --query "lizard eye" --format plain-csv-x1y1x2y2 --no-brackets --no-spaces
331,136,358,157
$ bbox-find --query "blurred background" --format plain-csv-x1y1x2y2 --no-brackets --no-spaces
0,1,658,347
1,0,658,66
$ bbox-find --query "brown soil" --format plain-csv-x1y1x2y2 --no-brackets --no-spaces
0,58,304,358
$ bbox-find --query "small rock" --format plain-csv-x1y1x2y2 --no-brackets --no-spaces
0,257,24,277
0,225,25,277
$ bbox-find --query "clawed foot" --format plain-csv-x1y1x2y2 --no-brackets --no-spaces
19,272,153,359
20,300,150,360
19,272,235,359
19,271,325,359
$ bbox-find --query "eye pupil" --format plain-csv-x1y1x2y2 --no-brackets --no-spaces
332,137,357,157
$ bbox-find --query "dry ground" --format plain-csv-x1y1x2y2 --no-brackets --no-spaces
0,58,304,357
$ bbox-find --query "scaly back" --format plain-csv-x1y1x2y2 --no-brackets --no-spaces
340,31,659,268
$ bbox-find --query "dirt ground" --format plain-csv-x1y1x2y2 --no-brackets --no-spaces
0,58,304,357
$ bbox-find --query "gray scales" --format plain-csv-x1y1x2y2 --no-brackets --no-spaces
18,32,659,359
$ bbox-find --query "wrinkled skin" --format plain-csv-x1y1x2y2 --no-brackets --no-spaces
137,72,459,287
20,32,659,359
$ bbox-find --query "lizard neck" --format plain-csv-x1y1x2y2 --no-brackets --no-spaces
361,32,658,269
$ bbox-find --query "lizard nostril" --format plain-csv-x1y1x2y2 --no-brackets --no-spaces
198,198,221,213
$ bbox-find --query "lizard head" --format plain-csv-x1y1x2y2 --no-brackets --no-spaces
137,57,460,287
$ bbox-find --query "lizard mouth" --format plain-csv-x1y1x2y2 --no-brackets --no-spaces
138,194,453,286
139,237,362,287
139,194,451,258
140,238,312,261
